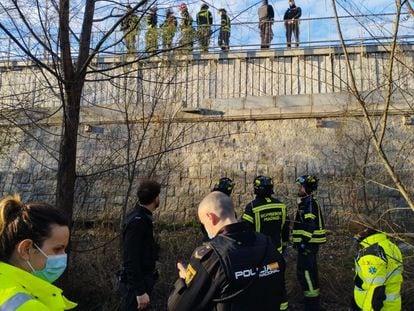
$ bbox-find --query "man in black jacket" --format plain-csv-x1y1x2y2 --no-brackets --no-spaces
258,0,275,48
119,180,161,311
168,191,286,311
283,0,302,48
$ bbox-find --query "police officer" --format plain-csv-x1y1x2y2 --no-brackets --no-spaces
145,6,158,53
283,0,302,48
293,175,326,311
348,214,403,311
218,8,231,51
200,177,236,242
168,191,286,310
121,5,140,58
178,3,194,53
119,180,161,311
196,3,213,52
241,175,289,310
161,9,178,50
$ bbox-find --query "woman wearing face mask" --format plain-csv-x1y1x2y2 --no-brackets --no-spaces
0,194,77,310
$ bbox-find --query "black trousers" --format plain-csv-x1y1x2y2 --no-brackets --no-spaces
260,21,273,48
296,246,320,311
218,30,230,51
119,277,156,311
285,22,300,48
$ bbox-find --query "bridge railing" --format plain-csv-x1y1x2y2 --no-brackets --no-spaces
0,12,413,62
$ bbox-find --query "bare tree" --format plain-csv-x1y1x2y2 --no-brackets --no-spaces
0,0,178,220
330,0,414,212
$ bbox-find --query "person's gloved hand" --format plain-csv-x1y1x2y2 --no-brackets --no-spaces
281,248,288,257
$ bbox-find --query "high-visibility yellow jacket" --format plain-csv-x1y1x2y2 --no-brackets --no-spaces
0,261,76,311
354,233,403,311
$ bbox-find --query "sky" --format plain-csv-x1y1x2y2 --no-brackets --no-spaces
0,0,413,57
175,0,414,48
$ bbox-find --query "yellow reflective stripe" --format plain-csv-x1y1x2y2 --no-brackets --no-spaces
252,203,286,213
293,237,302,243
255,211,261,232
304,213,316,220
309,237,327,243
280,301,289,310
293,230,313,238
313,229,326,235
305,270,314,291
304,289,320,297
242,213,254,223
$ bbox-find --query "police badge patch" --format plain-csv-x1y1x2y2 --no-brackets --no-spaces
185,264,197,285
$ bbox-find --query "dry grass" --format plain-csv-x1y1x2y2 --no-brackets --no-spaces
63,224,414,311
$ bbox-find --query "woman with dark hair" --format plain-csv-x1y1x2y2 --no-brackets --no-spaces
0,194,76,310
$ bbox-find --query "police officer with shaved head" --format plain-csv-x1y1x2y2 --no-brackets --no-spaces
168,192,286,311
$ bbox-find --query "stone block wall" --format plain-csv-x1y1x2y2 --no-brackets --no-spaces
3,110,412,228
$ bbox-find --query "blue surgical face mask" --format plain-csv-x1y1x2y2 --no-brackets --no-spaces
27,244,67,283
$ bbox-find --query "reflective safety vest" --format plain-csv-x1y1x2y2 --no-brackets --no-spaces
197,9,212,26
220,14,230,32
146,13,157,29
354,233,403,311
0,261,76,311
292,195,326,245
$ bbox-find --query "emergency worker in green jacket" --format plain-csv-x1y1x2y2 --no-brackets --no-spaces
145,6,158,53
218,8,230,51
178,3,194,53
349,214,403,311
293,175,326,311
196,4,213,52
161,9,177,50
0,194,76,311
121,5,140,58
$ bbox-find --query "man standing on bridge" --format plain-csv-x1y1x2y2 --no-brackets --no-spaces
168,191,286,310
258,0,275,49
284,0,302,48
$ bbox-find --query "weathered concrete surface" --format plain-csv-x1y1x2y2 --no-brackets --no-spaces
0,44,413,226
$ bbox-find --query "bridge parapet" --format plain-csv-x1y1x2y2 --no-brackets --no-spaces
0,44,413,111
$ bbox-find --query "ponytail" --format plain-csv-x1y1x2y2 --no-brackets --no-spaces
0,194,69,262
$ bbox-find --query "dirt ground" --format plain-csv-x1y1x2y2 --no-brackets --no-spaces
65,224,414,311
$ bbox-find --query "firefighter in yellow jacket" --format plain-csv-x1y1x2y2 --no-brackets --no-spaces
0,194,76,310
349,214,403,311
